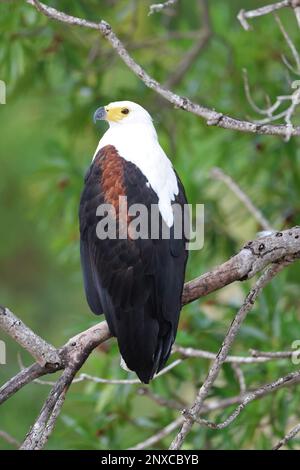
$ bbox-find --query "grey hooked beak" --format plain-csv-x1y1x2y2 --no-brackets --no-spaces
93,107,107,123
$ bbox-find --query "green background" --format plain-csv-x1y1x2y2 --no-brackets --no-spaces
0,0,300,450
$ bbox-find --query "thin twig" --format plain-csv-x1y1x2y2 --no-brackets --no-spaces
273,422,300,449
237,1,291,31
187,369,300,430
137,387,184,411
275,13,300,73
231,363,246,394
148,0,178,16
129,416,184,450
250,349,293,358
210,167,273,232
131,368,300,449
173,345,292,363
30,359,183,386
0,430,20,448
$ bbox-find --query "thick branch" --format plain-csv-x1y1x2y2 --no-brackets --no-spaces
182,226,300,304
0,306,60,366
0,363,58,405
20,367,76,449
0,321,111,406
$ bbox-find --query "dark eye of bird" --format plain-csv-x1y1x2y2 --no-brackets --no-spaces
121,108,129,114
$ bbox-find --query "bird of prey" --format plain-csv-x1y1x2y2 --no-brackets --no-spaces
79,101,188,383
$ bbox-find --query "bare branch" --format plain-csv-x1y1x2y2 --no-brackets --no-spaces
0,362,58,406
237,1,292,31
172,345,292,363
0,321,111,406
131,368,300,449
20,367,76,449
29,359,184,386
1,222,300,448
250,349,293,358
2,225,299,399
0,306,60,366
231,363,246,394
149,0,178,16
293,5,300,27
182,226,300,305
170,262,291,449
273,422,300,449
138,387,184,411
129,416,184,450
39,392,67,448
25,0,300,137
210,167,273,232
239,9,300,140
275,13,300,72
0,430,20,448
20,322,112,450
242,68,275,116
187,369,300,430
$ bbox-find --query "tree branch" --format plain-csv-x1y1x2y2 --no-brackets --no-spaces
0,321,111,406
173,345,293,363
0,362,58,406
188,369,300,430
149,0,178,16
0,430,20,448
210,167,273,232
170,262,291,449
0,306,60,366
25,0,300,137
237,1,293,31
1,224,300,448
182,226,300,304
237,0,300,31
130,368,300,449
273,422,300,449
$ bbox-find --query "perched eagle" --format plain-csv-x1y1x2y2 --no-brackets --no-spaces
79,101,188,383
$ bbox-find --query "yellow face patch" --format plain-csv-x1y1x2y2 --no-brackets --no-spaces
105,106,130,122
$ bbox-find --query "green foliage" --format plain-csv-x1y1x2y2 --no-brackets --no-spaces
1,0,300,450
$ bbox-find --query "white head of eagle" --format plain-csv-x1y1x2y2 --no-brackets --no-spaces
79,100,188,383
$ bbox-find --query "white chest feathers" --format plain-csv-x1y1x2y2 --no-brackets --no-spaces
93,123,179,227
